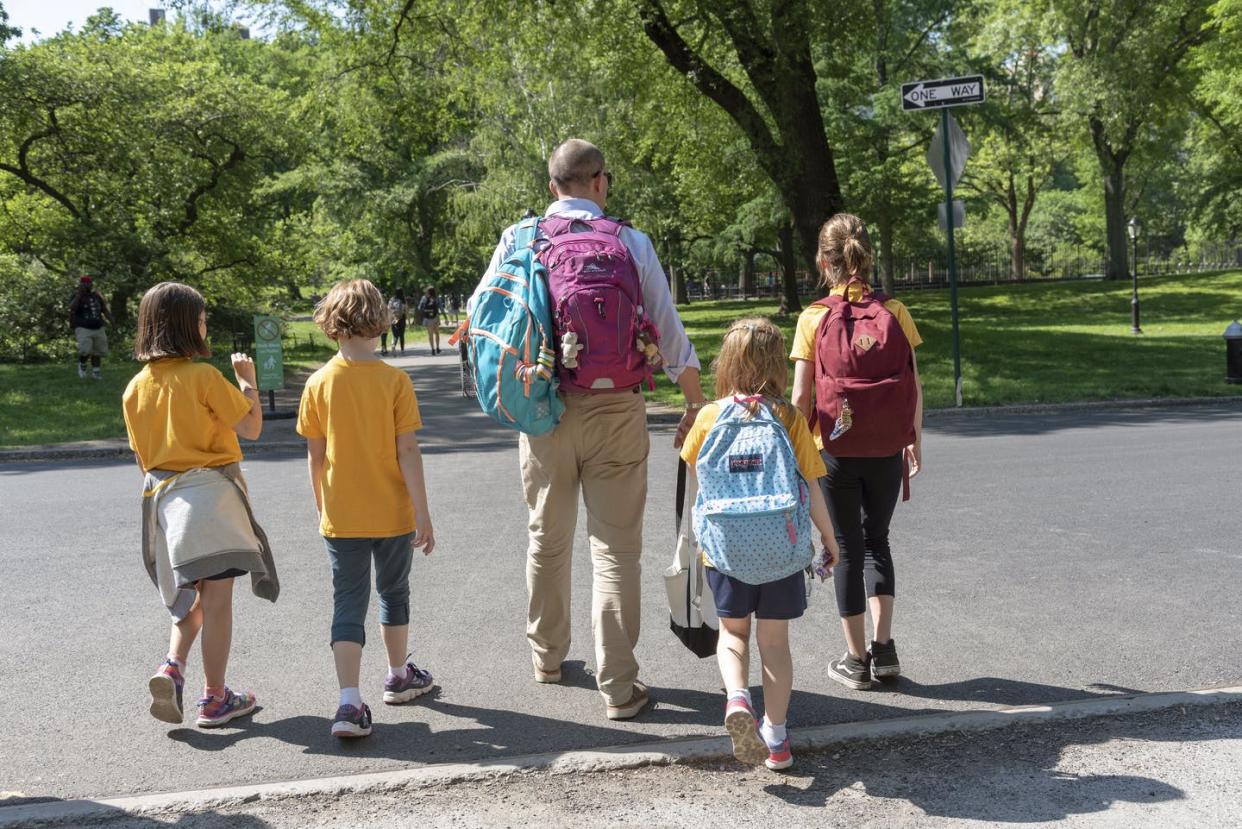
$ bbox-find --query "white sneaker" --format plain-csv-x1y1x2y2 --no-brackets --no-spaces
77,364,86,378
91,368,102,380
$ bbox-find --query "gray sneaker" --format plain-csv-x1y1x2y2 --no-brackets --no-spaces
828,653,873,690
870,639,901,679
383,660,435,704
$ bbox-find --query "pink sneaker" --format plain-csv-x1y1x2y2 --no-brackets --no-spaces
724,697,767,765
764,734,794,770
195,687,257,728
148,660,184,724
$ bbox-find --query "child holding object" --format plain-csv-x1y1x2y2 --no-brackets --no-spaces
298,279,437,739
122,281,278,729
679,317,839,770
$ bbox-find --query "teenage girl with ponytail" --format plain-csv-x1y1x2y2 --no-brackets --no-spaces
790,213,924,691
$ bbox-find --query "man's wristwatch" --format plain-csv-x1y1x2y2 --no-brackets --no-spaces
684,402,706,412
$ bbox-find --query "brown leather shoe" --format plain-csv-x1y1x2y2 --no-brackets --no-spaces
606,681,652,720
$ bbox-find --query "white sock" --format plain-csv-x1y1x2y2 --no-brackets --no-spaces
760,715,787,749
727,688,753,708
339,687,362,709
388,664,409,681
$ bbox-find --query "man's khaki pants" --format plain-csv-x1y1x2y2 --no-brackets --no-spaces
519,390,648,707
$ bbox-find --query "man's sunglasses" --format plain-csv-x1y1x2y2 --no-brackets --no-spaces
593,169,614,188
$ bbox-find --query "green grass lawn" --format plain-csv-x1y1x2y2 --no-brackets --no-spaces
3,272,1240,447
649,270,1242,409
0,324,337,447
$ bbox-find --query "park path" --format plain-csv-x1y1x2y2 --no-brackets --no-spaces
0,348,1239,804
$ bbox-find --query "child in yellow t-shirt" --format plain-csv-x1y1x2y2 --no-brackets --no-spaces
297,279,436,739
679,317,839,771
122,281,268,729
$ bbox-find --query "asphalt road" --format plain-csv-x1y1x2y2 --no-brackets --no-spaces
1,352,1240,802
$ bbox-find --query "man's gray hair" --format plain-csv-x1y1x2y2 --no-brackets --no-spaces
548,139,605,189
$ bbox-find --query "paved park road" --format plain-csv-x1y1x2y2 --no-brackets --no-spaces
1,352,1240,803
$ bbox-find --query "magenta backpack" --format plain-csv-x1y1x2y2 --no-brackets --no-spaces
539,216,661,393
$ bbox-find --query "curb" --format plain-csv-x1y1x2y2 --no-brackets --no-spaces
4,395,1240,463
2,685,1238,827
647,394,1242,426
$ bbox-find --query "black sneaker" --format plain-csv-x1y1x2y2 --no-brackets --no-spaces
870,639,900,679
828,653,873,690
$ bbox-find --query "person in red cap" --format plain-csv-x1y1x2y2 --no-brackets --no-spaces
69,275,114,379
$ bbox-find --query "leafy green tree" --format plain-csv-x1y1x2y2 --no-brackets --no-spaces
1045,0,1215,279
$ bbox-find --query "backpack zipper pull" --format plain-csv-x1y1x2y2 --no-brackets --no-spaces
785,511,797,545
594,297,606,319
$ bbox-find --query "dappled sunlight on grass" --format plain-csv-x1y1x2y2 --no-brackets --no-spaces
650,271,1242,409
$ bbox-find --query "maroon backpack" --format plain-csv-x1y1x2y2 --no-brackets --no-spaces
813,280,917,458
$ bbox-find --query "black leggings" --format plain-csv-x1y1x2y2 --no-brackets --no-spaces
820,451,903,618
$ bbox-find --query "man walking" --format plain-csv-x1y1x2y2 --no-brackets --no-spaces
475,138,706,720
69,275,114,379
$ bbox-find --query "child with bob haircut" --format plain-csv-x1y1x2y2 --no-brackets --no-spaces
298,278,437,739
123,281,278,729
679,317,839,770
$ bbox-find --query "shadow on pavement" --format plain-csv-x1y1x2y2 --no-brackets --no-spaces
756,703,1215,824
160,673,1148,774
926,400,1242,438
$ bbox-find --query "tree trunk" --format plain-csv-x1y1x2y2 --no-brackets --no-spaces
740,249,756,298
665,237,689,304
875,211,895,294
777,222,801,315
638,1,845,279
1091,118,1130,281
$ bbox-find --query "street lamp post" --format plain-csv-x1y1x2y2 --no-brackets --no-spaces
1127,217,1142,335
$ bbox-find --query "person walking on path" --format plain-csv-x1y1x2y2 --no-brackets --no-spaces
472,137,707,720
69,275,114,379
680,317,839,770
122,282,277,729
447,293,461,324
416,287,442,355
790,213,923,692
382,288,408,356
298,279,437,739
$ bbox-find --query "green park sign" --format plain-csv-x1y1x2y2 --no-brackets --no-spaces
253,314,284,392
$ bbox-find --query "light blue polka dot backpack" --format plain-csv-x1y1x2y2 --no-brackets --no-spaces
692,396,813,586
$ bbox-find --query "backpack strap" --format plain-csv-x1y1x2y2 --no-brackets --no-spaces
513,216,541,250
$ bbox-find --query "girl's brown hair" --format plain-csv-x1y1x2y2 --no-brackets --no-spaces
133,282,210,362
711,317,790,413
314,279,391,341
816,212,874,289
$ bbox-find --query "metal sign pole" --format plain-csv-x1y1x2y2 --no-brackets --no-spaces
942,107,963,407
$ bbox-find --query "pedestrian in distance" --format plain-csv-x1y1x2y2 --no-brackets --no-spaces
471,137,707,720
382,288,408,356
680,317,839,770
69,274,114,379
447,292,461,324
791,213,924,691
122,282,278,730
298,278,437,739
417,287,442,355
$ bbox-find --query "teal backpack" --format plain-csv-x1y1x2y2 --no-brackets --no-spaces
455,218,564,435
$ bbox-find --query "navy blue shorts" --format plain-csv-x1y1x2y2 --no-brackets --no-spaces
706,567,807,621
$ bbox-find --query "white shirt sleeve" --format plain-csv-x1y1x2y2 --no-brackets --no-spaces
622,227,700,384
467,223,519,314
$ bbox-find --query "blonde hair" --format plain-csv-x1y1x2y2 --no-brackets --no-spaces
816,212,874,289
711,317,790,412
313,279,391,341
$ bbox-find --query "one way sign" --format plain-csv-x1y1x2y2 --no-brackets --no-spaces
901,75,985,111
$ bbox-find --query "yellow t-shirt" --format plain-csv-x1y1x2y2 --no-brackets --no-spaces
297,355,423,538
679,398,827,481
123,359,253,473
789,284,922,449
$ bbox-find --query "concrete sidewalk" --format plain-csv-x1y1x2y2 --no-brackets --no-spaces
6,695,1239,828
